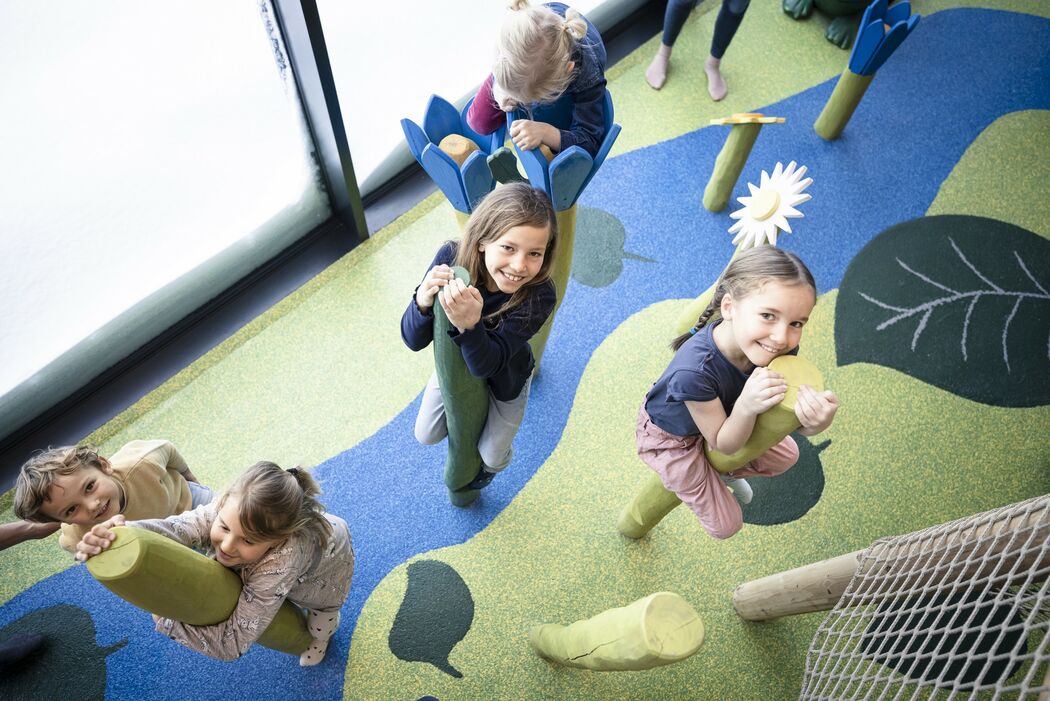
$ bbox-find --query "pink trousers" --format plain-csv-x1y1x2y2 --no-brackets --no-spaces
636,405,798,539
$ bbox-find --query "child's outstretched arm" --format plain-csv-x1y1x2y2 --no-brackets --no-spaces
795,385,839,436
466,75,508,135
0,520,60,550
686,367,788,455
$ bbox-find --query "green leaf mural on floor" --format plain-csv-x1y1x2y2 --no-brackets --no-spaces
0,605,126,701
571,207,655,289
388,560,475,679
835,215,1050,407
742,437,830,526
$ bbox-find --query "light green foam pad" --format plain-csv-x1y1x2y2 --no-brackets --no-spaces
86,526,312,655
528,591,705,671
705,354,824,473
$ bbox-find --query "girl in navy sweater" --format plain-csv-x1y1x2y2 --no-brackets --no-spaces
467,0,608,158
401,183,558,489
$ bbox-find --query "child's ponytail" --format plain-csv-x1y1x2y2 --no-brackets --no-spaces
669,292,723,352
563,9,587,41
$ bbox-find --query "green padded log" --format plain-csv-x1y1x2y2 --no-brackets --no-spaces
529,205,576,370
705,355,823,473
702,124,761,213
86,526,312,655
617,355,824,538
617,473,682,540
814,69,875,141
529,592,705,671
433,266,487,507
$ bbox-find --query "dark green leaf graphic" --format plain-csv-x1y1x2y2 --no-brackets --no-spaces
0,605,126,701
836,215,1050,407
388,560,474,678
571,207,654,288
742,437,828,526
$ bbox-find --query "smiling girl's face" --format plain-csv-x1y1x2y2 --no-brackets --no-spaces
717,281,816,371
209,496,278,567
479,224,550,294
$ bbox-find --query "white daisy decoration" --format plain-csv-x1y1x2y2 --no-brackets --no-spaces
727,161,813,248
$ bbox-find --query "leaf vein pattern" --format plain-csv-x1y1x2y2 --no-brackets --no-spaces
858,244,1050,366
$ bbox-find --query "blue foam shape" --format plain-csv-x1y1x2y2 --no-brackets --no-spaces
422,95,462,144
420,143,469,213
548,147,593,211
5,10,1049,701
886,1,912,26
862,15,919,75
576,122,621,202
401,118,430,162
461,149,495,211
850,18,885,75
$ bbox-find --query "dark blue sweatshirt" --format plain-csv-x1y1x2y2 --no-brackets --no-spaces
401,242,557,401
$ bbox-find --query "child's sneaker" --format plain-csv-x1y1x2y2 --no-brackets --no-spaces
465,464,497,490
721,475,753,505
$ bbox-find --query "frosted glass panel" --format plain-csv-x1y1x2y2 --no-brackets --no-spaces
0,1,330,430
318,0,603,192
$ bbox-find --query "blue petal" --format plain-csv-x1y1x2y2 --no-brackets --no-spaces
851,19,886,75
460,149,495,212
400,118,429,162
861,17,916,75
420,143,470,213
868,0,889,22
422,95,462,144
885,1,912,26
548,147,593,211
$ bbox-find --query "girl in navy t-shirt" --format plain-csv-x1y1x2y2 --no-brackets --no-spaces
401,183,558,490
637,247,838,539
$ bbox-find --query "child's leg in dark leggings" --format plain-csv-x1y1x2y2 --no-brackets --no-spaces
705,0,751,100
646,0,699,89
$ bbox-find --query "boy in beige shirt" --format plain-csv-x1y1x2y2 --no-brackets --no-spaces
13,439,213,552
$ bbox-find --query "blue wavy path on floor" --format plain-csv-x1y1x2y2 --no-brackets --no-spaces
2,10,1047,700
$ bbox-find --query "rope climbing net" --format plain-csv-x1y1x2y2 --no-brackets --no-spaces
800,494,1050,700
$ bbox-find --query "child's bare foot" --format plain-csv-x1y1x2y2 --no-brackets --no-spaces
645,44,673,90
705,56,727,101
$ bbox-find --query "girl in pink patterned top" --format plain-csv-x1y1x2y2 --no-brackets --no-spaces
76,461,354,666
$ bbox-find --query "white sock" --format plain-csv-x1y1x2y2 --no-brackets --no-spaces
300,610,340,667
721,475,753,505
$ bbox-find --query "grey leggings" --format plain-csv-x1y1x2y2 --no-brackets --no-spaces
414,372,532,472
661,0,751,59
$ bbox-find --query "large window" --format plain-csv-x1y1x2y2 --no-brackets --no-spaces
0,1,329,434
317,0,604,194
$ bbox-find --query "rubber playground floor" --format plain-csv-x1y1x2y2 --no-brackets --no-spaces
2,2,1049,700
